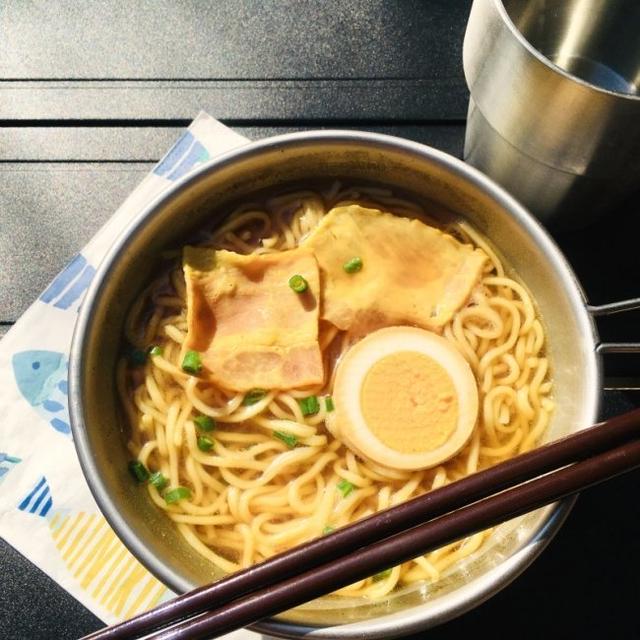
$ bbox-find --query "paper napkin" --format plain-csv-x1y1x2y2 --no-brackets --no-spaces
0,113,258,638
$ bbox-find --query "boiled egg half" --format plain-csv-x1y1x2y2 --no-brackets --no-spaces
327,326,478,470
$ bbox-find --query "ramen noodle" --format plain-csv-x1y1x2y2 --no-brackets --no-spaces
120,183,554,599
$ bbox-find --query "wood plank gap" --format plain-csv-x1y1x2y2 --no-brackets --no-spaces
1,76,456,83
0,159,159,164
0,119,190,128
0,118,466,128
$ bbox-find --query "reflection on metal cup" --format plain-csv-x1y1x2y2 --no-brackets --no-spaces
463,0,640,229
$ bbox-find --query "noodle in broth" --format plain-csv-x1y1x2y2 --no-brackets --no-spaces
120,183,554,599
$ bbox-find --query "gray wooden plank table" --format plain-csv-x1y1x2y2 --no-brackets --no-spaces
1,2,640,639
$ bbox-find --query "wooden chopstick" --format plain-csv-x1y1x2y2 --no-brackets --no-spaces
82,407,640,640
153,436,640,640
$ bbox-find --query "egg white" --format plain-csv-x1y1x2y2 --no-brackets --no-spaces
328,326,479,470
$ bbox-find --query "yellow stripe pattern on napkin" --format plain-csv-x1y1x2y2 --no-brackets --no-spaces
49,511,169,619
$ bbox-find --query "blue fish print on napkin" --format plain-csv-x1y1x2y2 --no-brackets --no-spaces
12,351,71,436
0,453,21,486
153,130,210,182
39,253,96,311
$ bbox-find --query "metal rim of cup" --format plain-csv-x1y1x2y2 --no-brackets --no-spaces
494,0,640,102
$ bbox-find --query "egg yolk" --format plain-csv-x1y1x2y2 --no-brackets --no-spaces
360,351,458,454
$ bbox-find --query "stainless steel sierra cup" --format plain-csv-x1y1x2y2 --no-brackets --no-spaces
463,0,640,229
71,131,596,636
68,130,639,638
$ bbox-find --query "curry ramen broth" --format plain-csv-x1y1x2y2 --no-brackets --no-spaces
120,182,554,599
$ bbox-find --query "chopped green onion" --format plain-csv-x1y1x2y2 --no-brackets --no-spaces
149,471,168,491
128,349,147,367
343,257,363,273
373,568,392,581
242,389,267,406
148,345,164,357
181,350,202,375
273,431,298,448
197,436,214,452
337,479,355,498
325,396,335,412
297,395,320,416
128,460,149,483
163,487,192,504
322,525,335,535
194,415,216,431
288,274,308,293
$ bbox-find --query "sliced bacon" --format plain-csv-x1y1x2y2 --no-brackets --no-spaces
183,246,323,391
301,205,487,333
